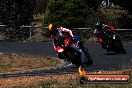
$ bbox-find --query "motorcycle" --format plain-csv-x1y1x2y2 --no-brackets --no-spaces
94,29,126,54
54,35,93,66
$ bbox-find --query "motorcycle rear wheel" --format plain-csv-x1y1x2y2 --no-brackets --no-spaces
112,40,126,54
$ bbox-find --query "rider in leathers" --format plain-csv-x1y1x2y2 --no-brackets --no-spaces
94,22,116,50
48,24,74,60
48,24,86,60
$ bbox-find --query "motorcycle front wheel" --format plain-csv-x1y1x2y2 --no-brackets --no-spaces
65,48,82,66
112,39,126,54
82,48,93,66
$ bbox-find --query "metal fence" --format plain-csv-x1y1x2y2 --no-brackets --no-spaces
0,25,39,41
0,25,132,41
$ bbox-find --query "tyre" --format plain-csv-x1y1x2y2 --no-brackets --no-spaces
65,48,82,66
121,48,127,54
113,40,126,54
82,48,93,66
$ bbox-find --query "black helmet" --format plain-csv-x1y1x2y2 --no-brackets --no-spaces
95,22,103,31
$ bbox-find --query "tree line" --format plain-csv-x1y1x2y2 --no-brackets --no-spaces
0,0,132,41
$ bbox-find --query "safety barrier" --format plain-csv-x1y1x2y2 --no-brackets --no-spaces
1,25,132,30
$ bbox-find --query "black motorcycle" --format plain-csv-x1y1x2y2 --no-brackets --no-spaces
94,29,126,54
54,35,93,66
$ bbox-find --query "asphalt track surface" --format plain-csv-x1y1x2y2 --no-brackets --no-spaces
0,41,131,77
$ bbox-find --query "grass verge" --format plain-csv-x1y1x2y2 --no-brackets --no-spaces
0,53,60,73
0,70,131,88
0,53,131,88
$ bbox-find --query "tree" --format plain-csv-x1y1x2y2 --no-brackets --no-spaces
111,0,132,14
35,0,47,14
0,0,36,41
43,0,99,37
111,0,132,28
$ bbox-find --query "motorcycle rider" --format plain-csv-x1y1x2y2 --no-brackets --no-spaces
94,21,116,35
48,24,87,65
94,21,116,50
48,24,75,65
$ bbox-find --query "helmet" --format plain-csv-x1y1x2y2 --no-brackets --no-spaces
95,22,103,31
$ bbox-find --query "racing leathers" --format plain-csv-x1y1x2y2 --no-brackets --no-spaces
52,27,74,59
94,24,116,49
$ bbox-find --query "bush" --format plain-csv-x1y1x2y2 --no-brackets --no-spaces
97,7,132,28
35,0,47,14
42,0,99,37
0,0,36,41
